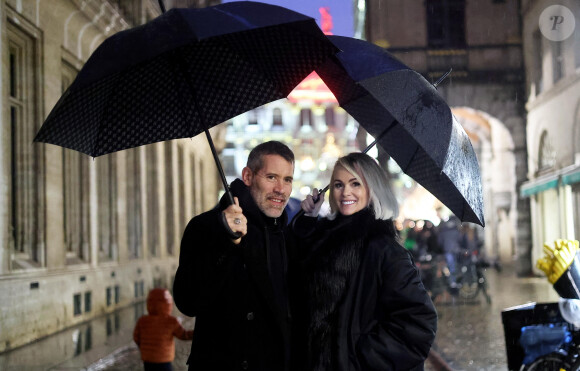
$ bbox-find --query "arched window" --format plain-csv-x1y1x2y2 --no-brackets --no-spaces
538,130,556,172
272,108,283,128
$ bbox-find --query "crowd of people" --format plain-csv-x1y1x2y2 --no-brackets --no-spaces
400,216,493,287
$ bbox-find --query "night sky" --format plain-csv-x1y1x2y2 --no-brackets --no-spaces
223,0,355,37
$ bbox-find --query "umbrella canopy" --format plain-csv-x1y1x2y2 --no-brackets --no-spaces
34,1,338,200
317,36,484,226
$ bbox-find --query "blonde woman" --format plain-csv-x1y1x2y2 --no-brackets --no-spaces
290,153,437,371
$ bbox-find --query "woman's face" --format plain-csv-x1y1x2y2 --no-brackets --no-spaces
331,164,369,216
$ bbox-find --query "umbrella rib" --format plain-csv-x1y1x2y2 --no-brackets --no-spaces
400,145,420,174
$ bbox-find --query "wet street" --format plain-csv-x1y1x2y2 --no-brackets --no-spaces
426,262,560,370
0,262,561,371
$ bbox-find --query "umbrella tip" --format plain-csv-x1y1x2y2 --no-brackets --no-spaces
433,68,452,89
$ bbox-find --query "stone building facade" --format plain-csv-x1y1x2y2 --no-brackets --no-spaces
363,0,531,274
519,0,580,271
0,0,223,352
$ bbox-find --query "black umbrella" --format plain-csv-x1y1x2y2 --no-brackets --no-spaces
34,1,338,204
316,36,484,226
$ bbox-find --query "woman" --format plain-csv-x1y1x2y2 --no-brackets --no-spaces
290,153,437,371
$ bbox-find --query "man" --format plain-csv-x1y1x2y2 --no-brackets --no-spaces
173,141,295,371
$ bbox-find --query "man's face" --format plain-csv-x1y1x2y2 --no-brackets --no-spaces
242,154,294,218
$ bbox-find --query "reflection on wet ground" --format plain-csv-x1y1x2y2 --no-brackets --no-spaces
0,263,561,371
0,301,148,371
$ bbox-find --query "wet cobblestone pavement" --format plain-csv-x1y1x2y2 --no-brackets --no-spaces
0,262,560,370
89,263,560,371
425,263,560,370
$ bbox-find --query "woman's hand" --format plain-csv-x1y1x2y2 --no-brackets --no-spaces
301,188,325,217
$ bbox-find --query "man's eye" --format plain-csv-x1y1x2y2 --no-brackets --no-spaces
284,178,293,184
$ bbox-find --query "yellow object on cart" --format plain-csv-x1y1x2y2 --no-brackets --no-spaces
536,239,580,284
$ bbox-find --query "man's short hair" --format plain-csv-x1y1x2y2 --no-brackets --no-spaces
247,141,294,172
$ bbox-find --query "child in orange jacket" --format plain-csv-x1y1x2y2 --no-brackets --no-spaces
133,288,193,371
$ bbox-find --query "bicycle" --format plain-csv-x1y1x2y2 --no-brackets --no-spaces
417,249,491,304
455,248,492,304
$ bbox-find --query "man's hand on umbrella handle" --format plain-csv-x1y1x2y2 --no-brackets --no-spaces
223,197,247,244
301,188,325,217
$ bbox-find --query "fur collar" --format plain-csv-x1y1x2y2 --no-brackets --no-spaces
304,209,376,370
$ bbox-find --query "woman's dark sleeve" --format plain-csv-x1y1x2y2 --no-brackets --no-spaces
356,246,438,370
288,214,319,260
173,208,243,317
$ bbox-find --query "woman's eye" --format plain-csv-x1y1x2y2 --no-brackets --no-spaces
352,182,361,187
334,183,343,189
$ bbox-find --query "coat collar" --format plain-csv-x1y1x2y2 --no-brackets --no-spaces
221,179,290,336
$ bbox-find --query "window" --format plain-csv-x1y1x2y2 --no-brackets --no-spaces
7,16,45,269
551,41,564,83
146,146,159,257
532,30,544,94
84,292,92,313
248,110,258,125
538,131,556,172
106,287,112,306
62,63,90,265
134,281,143,298
272,108,283,129
300,108,313,127
98,154,117,262
325,107,336,129
114,284,120,304
165,143,175,255
426,0,466,48
73,293,82,316
127,148,142,259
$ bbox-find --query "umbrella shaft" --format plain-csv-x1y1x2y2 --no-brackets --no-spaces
204,129,235,205
157,0,166,13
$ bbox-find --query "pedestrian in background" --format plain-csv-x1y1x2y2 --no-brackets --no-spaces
291,153,437,370
437,215,463,287
133,288,193,371
173,141,295,371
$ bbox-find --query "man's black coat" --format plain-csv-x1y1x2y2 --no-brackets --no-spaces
173,179,291,371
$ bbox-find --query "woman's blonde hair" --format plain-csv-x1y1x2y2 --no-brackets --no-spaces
328,153,399,220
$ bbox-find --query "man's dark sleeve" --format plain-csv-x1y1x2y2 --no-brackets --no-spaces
173,208,243,317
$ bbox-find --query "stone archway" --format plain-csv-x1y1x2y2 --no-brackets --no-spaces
438,81,531,275
453,107,518,266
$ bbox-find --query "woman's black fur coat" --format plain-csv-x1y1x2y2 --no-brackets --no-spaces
290,209,437,371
